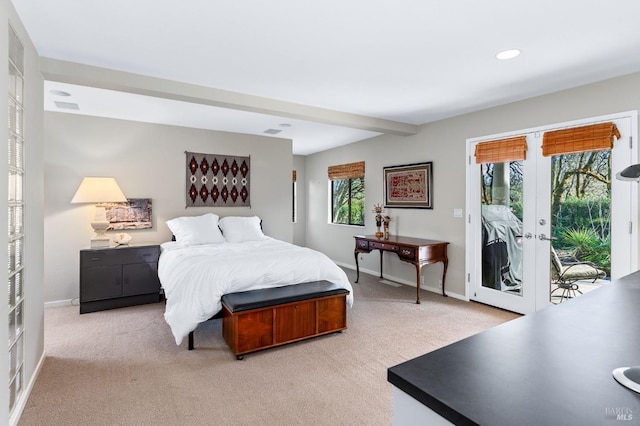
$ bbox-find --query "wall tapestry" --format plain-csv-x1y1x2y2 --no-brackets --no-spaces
105,198,153,230
185,151,250,207
383,162,433,209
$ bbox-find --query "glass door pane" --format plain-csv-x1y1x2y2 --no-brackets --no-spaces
469,133,537,315
480,161,523,295
549,151,611,303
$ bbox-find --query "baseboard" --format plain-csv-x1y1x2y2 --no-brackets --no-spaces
333,260,356,271
333,260,465,300
10,350,46,426
44,299,76,308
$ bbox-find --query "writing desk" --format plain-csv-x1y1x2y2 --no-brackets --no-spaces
353,235,449,304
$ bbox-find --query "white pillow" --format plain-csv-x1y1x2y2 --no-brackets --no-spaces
218,216,265,243
166,213,225,246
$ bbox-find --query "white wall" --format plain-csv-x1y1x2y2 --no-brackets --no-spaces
292,155,306,246
2,1,45,424
304,72,640,298
44,112,292,303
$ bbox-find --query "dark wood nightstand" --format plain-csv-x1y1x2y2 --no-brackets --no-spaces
79,243,161,314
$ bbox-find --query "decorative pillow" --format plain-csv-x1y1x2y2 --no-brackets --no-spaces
218,216,265,243
166,213,225,246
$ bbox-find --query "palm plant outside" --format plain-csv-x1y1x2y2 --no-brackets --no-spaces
552,151,611,275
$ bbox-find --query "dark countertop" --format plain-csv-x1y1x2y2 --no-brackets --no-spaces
388,271,640,425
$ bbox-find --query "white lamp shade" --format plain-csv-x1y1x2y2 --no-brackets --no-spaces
71,177,127,204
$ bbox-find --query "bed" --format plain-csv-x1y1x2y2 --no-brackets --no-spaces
158,214,353,345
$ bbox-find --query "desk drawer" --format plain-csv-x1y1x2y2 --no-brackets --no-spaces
398,247,416,260
356,239,369,250
370,241,399,252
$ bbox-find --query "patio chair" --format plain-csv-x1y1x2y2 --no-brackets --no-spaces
550,246,606,303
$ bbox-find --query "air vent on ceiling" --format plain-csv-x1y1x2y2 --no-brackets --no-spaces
263,128,282,135
54,101,79,110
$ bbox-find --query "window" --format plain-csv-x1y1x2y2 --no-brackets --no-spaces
292,170,297,223
8,25,25,414
331,178,365,225
328,161,365,226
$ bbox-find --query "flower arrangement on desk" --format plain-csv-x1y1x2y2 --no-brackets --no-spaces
372,203,385,238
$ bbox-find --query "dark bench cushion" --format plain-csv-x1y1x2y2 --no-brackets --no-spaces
222,280,349,313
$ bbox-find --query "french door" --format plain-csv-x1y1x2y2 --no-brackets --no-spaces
466,112,637,314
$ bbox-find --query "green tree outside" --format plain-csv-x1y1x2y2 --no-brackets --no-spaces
332,178,364,225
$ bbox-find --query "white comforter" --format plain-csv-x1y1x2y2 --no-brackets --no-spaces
158,237,353,345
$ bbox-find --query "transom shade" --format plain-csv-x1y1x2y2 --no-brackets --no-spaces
328,161,365,180
71,177,127,203
541,122,621,157
474,136,527,164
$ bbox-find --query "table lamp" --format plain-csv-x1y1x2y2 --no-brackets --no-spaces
612,163,640,393
71,177,127,248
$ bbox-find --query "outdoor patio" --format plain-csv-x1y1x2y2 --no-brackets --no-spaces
550,278,610,304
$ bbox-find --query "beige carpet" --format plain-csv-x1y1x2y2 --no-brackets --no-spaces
19,269,518,425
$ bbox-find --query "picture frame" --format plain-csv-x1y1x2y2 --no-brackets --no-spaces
383,162,433,209
105,198,153,230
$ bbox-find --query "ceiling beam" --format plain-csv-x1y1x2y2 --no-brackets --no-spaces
40,58,418,136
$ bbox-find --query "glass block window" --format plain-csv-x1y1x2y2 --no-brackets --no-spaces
7,25,24,415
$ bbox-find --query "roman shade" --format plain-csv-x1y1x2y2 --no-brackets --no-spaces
474,136,527,164
328,161,365,180
541,122,620,157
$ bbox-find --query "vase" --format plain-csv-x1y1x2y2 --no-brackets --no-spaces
375,214,384,238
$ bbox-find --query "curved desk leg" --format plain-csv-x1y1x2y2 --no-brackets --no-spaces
441,258,448,297
354,250,360,283
415,263,423,304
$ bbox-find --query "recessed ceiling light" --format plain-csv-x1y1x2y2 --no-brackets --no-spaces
279,123,291,128
49,90,71,96
496,49,521,60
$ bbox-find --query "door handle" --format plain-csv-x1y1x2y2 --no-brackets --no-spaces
524,233,533,239
538,233,555,241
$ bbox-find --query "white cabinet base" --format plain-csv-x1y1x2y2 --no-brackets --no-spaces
392,386,453,426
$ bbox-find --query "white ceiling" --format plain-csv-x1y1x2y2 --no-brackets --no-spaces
11,0,640,155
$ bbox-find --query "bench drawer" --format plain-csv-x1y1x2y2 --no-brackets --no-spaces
275,300,316,342
318,295,347,332
235,310,273,353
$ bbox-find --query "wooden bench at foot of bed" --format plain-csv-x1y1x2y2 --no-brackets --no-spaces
220,280,349,359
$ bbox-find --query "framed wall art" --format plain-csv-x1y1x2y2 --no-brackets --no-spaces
383,162,433,209
105,198,153,230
